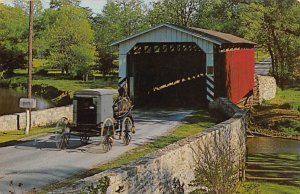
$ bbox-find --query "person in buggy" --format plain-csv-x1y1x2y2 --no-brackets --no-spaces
113,84,136,134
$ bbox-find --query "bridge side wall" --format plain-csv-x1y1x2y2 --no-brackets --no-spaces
0,106,72,132
54,98,247,194
254,75,277,105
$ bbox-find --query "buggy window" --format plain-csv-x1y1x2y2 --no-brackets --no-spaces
76,97,97,125
77,98,96,109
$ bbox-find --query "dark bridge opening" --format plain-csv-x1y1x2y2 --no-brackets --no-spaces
127,42,207,107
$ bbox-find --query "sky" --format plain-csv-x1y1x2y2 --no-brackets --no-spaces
1,0,154,14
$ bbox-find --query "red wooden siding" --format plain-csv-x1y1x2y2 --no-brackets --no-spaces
224,49,255,104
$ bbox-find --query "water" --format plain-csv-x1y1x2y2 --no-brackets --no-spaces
247,136,300,155
0,88,54,116
246,137,300,185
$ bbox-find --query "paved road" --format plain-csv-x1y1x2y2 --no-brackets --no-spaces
255,57,272,75
0,109,192,193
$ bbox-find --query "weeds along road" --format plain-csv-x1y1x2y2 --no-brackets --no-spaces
0,109,192,193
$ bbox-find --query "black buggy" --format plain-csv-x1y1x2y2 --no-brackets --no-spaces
55,89,135,152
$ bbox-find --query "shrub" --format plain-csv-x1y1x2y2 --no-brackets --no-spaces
0,79,10,87
280,127,297,136
190,129,244,194
35,67,48,76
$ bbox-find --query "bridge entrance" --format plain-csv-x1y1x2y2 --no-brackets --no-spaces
127,42,206,107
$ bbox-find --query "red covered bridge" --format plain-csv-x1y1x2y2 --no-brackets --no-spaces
113,23,256,106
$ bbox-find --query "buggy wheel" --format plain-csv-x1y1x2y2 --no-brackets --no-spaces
123,132,131,146
101,118,115,137
101,118,114,152
102,136,113,153
56,117,70,133
80,136,89,145
122,117,133,145
55,117,70,149
55,132,68,149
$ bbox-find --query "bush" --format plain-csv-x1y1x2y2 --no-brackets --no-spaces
280,127,297,136
190,130,244,194
279,120,300,135
9,76,27,88
35,67,48,76
0,79,10,87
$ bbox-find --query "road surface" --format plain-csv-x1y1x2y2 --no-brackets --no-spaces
0,109,192,193
255,57,272,75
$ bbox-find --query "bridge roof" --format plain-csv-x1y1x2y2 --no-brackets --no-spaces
112,23,256,47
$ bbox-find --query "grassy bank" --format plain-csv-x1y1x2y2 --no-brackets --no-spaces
41,109,217,192
246,87,300,193
238,181,300,194
250,87,300,138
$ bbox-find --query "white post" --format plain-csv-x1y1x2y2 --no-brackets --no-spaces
25,109,30,134
26,0,34,135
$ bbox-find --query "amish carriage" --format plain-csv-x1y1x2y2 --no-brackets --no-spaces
55,88,135,152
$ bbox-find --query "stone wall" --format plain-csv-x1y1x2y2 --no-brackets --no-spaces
254,75,277,104
53,98,247,194
0,106,72,132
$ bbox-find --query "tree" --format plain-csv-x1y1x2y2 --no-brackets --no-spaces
42,5,96,78
49,0,81,9
240,0,300,85
146,0,243,34
0,4,27,76
147,0,199,27
93,0,148,76
13,0,43,17
190,0,245,35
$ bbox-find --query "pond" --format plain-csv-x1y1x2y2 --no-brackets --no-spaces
247,136,300,154
0,88,54,116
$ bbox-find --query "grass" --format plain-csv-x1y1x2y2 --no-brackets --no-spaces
265,87,300,110
250,87,300,138
0,127,56,144
4,72,118,97
238,181,300,194
32,78,118,96
40,109,217,192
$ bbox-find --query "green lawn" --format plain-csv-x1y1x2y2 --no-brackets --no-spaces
0,127,56,144
32,78,118,96
41,109,217,192
5,73,118,96
238,181,300,194
265,87,300,110
251,86,300,137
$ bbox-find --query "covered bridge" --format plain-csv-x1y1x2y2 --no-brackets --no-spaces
112,23,256,107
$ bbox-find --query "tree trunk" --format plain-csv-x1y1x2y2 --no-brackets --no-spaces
267,45,275,75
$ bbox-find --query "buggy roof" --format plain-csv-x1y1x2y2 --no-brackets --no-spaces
74,89,118,96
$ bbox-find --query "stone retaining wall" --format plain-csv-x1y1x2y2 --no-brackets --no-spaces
0,106,72,132
255,75,277,104
53,98,247,194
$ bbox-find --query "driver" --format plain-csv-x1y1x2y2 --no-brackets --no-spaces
116,84,136,134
